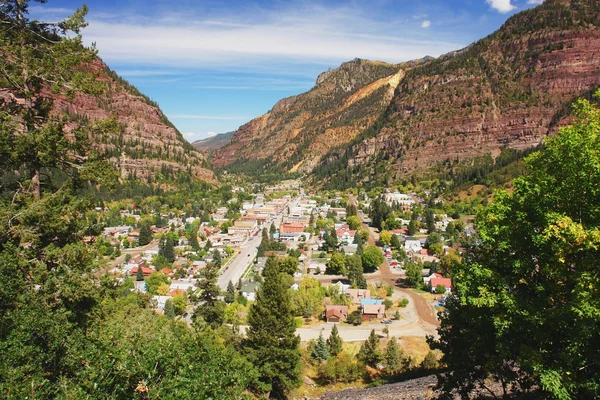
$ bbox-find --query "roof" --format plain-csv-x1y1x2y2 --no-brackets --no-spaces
241,281,260,293
360,299,383,306
325,305,348,319
362,304,386,315
346,288,370,297
430,277,453,288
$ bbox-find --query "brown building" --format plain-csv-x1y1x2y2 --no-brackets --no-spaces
324,305,349,323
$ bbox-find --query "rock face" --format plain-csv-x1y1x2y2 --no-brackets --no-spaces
214,0,600,187
5,59,216,184
211,58,418,172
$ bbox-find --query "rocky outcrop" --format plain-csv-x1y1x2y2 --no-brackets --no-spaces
192,131,235,153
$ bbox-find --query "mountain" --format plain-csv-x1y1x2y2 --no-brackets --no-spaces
211,58,431,173
214,0,600,187
1,58,216,185
193,131,235,152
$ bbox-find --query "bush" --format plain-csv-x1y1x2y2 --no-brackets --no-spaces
347,310,362,326
383,299,394,308
398,298,409,308
435,285,447,294
318,353,364,384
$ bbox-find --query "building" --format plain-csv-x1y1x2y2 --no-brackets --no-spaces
362,304,386,321
280,222,305,233
346,288,370,305
228,220,257,235
430,276,453,293
324,305,349,323
241,281,261,301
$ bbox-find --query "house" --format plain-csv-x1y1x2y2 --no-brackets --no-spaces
324,305,349,323
331,281,350,294
152,295,170,310
423,272,443,284
362,304,386,321
346,288,370,305
170,280,196,293
404,239,422,253
130,266,156,277
430,276,452,293
241,281,260,301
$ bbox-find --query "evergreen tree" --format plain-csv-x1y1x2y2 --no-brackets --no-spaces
136,265,145,281
384,337,404,373
390,234,402,249
245,257,301,397
189,228,200,250
138,223,152,246
357,329,381,368
327,324,343,356
225,280,235,304
311,332,330,362
164,298,175,319
345,254,366,289
194,250,224,328
159,235,175,264
269,223,276,236
407,218,418,236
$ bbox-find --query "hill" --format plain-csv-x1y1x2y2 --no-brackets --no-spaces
214,0,600,188
193,131,235,152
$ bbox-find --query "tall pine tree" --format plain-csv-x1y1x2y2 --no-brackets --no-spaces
193,250,224,328
245,257,301,397
311,331,329,362
327,324,343,356
357,329,381,368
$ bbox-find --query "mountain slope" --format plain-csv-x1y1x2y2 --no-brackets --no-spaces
212,58,430,173
0,57,216,185
214,0,600,188
193,131,235,152
314,0,600,187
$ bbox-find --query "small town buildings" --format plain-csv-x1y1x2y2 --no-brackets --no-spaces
430,275,453,293
130,266,155,277
346,288,370,305
362,304,386,321
241,281,260,301
360,298,383,307
324,305,349,323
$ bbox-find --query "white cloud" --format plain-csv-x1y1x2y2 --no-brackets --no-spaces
421,20,431,28
527,0,545,4
82,5,465,72
485,0,516,13
170,115,249,120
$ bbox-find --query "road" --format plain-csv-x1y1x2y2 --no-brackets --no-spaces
217,237,259,290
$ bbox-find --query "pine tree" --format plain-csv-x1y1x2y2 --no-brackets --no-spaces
164,298,175,319
245,257,301,397
384,337,404,373
138,223,152,246
357,329,381,368
312,332,330,362
327,324,343,356
225,280,235,304
193,250,224,328
407,218,418,236
136,265,144,281
163,236,175,263
189,228,200,250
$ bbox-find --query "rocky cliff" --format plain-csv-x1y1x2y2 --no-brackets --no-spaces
193,131,235,152
1,58,216,185
214,0,600,187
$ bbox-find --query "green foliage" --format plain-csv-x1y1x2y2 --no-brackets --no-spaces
158,235,175,264
244,257,301,397
144,272,170,295
431,93,600,399
361,245,384,273
326,252,346,275
379,230,392,246
317,353,363,384
164,298,175,319
390,234,401,249
384,337,406,373
136,264,144,281
290,277,325,318
194,250,225,329
312,332,330,362
407,218,418,236
357,329,381,368
346,215,361,230
398,298,409,308
225,280,236,304
345,254,366,289
138,223,152,246
347,310,362,326
327,324,343,357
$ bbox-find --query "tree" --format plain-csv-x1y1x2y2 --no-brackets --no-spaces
225,280,236,304
407,218,418,236
245,257,301,397
194,250,225,328
138,223,152,246
438,252,461,277
326,252,346,275
159,235,175,264
346,215,361,230
425,208,436,233
347,310,362,326
311,332,330,362
405,261,422,288
357,329,381,368
173,293,187,315
379,230,392,246
164,299,175,319
390,234,402,249
327,324,343,356
325,228,338,250
136,265,145,281
145,272,170,295
384,337,404,373
189,228,200,250
369,197,391,230
345,254,366,289
431,93,600,399
362,245,384,273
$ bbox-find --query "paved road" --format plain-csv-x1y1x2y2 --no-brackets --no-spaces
217,237,260,291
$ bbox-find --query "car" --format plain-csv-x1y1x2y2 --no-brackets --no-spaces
382,319,392,324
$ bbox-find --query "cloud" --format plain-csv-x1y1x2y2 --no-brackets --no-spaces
170,115,249,120
421,20,431,28
82,4,465,73
527,0,544,4
485,0,516,13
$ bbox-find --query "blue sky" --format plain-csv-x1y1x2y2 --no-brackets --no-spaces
30,0,544,142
